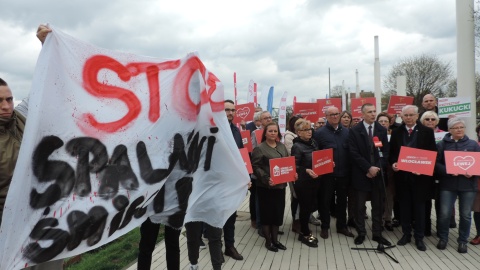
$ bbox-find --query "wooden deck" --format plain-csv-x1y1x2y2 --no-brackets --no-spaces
126,187,480,270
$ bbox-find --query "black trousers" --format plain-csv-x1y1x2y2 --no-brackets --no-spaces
399,179,426,240
138,218,181,270
354,177,385,237
319,176,348,230
224,212,236,248
185,222,223,270
293,180,320,236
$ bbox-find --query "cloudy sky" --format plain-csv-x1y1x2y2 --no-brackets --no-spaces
0,0,476,106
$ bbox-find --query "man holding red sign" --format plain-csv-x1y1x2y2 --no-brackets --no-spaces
390,105,436,251
348,103,390,246
313,106,354,239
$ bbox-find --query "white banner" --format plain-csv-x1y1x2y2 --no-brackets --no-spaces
247,79,255,104
0,26,249,269
437,97,471,118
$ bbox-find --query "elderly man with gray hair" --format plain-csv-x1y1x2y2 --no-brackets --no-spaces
389,105,437,251
434,117,480,253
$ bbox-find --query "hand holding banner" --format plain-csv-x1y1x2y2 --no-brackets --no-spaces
444,151,480,176
269,156,296,184
397,146,437,176
312,149,334,176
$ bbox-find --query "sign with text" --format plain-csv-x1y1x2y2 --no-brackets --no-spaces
312,149,334,175
293,102,318,121
438,97,471,118
397,146,437,176
316,98,342,117
240,148,253,174
387,95,414,114
241,130,252,152
269,156,296,184
350,97,376,118
0,26,249,269
233,102,255,125
444,151,480,176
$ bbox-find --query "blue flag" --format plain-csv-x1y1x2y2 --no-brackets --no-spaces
267,86,274,113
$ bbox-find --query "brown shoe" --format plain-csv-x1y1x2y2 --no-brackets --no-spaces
291,219,301,234
337,228,354,237
225,246,244,260
470,236,480,245
320,229,329,239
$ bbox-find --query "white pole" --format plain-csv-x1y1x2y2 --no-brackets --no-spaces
396,75,407,96
456,0,476,138
342,80,346,111
374,36,382,111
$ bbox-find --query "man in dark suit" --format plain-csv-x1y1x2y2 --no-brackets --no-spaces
389,105,436,251
348,103,391,246
245,106,263,134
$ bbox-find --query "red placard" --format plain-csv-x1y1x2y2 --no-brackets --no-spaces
253,129,263,146
444,151,480,176
292,102,319,121
239,148,253,174
316,99,342,117
269,156,296,184
387,96,414,114
312,149,334,175
350,97,376,118
240,130,252,152
233,102,255,125
397,146,437,176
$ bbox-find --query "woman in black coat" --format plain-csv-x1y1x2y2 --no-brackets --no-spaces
291,119,320,247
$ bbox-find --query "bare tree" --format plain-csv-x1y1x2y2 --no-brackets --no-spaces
444,73,480,112
330,85,343,98
383,54,452,107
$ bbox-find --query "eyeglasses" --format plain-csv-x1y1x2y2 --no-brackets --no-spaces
299,128,312,132
449,126,465,130
262,116,272,120
327,113,340,117
403,114,417,117
424,118,436,121
224,109,236,113
378,120,389,123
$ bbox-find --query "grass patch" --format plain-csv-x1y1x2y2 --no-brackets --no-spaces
65,225,165,270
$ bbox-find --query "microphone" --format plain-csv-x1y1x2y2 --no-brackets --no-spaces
373,136,383,148
373,136,383,157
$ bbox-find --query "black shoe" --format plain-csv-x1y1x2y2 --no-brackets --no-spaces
298,234,318,247
337,228,355,238
391,219,400,227
458,243,467,253
347,218,356,228
372,236,392,246
449,222,457,228
265,243,278,252
437,240,447,250
278,230,285,235
273,241,287,250
354,235,365,245
415,239,427,251
384,221,393,232
397,234,411,246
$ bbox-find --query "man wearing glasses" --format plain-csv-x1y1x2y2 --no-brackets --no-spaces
389,105,436,251
313,106,354,239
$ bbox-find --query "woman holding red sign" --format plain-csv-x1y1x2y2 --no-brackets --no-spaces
291,119,321,247
435,117,480,253
251,122,290,252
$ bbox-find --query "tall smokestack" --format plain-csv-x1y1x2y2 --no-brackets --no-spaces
374,36,382,111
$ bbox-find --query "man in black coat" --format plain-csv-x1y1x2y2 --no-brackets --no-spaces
348,103,390,246
389,105,436,251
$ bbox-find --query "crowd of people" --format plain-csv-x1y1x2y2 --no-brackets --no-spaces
244,93,480,259
2,25,480,270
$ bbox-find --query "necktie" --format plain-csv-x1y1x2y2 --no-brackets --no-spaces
408,128,413,136
368,125,373,138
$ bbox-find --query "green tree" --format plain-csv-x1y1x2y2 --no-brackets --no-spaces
383,54,452,108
